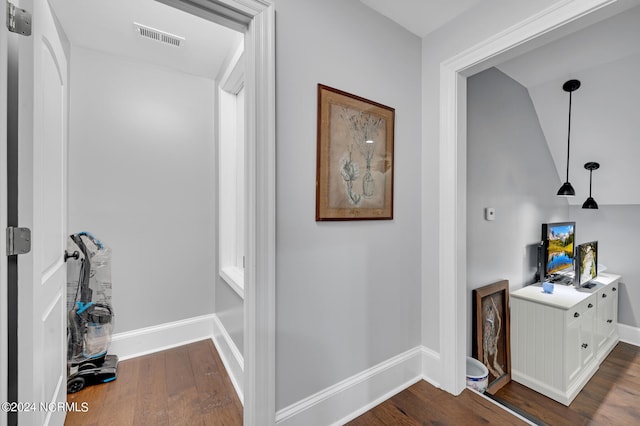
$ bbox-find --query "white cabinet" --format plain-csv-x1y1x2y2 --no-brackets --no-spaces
510,273,619,405
595,282,619,361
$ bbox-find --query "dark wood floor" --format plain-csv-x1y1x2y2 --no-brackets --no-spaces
350,342,640,425
494,341,640,425
65,339,242,426
347,380,528,425
65,340,639,425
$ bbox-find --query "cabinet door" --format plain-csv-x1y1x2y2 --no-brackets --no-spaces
566,298,595,385
579,306,595,369
596,288,612,351
566,314,582,384
609,284,619,338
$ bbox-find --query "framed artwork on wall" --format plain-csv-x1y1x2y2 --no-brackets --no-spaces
315,84,395,221
473,280,511,394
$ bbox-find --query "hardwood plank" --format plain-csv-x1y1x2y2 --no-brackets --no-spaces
189,339,243,424
345,411,388,426
347,380,527,425
65,339,242,426
133,351,170,426
494,342,640,426
165,345,196,397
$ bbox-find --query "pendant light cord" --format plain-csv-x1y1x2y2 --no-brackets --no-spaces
589,169,593,196
566,91,572,182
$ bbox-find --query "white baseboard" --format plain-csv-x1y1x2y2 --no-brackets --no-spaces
618,323,640,347
109,314,215,361
420,346,442,388
275,346,424,426
211,314,244,404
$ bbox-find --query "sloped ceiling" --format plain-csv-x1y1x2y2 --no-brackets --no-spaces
48,0,242,79
361,1,640,206
497,6,640,205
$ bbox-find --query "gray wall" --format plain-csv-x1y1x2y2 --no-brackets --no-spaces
570,205,640,328
68,47,216,333
275,0,422,410
466,68,569,352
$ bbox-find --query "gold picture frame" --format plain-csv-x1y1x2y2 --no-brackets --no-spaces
473,280,511,394
316,84,395,221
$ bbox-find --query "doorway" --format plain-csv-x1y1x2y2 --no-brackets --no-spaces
6,0,275,424
438,0,630,397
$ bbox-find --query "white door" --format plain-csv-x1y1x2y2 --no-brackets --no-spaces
16,0,68,424
1,2,9,424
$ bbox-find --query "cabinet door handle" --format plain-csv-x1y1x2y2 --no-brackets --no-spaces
612,287,617,292
607,319,613,323
574,312,580,318
602,293,607,298
588,303,593,308
581,343,589,349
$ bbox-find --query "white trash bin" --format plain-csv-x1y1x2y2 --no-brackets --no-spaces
466,356,489,393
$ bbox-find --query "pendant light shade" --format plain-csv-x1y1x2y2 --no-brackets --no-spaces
582,162,599,209
557,79,581,197
557,181,575,197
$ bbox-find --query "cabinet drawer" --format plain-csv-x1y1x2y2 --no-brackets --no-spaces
566,295,596,325
598,285,618,302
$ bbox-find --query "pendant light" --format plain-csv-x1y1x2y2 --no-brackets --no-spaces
582,162,599,209
557,79,581,197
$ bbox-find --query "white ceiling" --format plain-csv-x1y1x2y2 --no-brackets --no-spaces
360,0,484,37
361,1,640,205
48,0,242,79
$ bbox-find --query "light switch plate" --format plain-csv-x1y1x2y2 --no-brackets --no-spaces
485,207,495,221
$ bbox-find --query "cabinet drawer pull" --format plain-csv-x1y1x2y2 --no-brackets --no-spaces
602,293,607,298
588,303,593,308
574,312,580,318
581,343,588,349
612,287,617,292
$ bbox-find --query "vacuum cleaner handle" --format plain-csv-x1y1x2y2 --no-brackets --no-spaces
77,231,104,249
70,234,92,303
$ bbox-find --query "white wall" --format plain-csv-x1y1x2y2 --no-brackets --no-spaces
68,46,216,333
570,205,640,328
420,0,564,352
466,67,569,352
275,0,422,410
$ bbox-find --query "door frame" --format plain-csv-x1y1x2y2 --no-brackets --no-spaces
437,0,623,395
1,1,8,422
157,1,275,424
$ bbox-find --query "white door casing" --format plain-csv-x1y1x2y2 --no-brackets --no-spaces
16,0,68,424
156,1,276,424
1,2,9,424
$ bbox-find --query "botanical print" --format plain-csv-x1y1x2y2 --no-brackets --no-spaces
316,84,394,220
330,105,386,208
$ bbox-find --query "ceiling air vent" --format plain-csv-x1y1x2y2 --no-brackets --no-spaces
133,22,185,47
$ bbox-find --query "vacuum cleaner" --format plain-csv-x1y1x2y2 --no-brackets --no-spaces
66,232,118,393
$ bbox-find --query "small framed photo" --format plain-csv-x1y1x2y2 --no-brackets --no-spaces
316,84,395,221
473,280,511,394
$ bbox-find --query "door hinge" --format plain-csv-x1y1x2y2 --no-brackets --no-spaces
6,2,31,36
6,227,31,255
